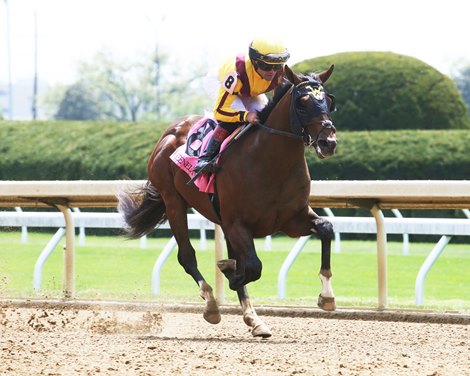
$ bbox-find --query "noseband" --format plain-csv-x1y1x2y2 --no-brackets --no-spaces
302,119,335,147
258,78,336,146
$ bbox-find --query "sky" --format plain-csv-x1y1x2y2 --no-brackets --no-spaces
1,0,470,87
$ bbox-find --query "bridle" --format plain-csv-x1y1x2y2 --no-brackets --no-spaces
302,119,335,147
258,77,336,147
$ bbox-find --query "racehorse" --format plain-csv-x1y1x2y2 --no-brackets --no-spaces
118,65,338,338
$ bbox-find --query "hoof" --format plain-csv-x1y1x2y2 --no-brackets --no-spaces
317,294,336,311
252,323,272,338
203,299,221,324
217,259,236,272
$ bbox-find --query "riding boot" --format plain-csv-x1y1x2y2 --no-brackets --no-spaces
193,137,223,173
193,125,230,173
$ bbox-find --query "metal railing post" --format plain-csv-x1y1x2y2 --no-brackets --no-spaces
370,204,387,310
323,208,341,253
33,227,65,291
151,237,177,294
415,235,452,305
214,225,225,304
72,208,86,246
14,207,28,243
278,235,311,298
392,209,409,255
57,205,75,298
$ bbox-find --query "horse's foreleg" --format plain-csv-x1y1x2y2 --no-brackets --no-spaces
163,194,221,324
315,217,336,311
198,280,221,324
282,208,336,311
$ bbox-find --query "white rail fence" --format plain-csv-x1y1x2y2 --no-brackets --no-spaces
1,208,469,306
278,214,470,304
0,211,214,292
1,180,470,309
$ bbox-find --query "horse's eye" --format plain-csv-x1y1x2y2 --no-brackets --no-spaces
296,95,310,113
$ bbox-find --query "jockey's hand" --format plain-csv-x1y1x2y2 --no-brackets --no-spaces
246,111,259,124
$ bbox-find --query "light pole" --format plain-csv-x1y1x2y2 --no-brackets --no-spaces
32,8,38,120
4,0,13,120
147,14,165,121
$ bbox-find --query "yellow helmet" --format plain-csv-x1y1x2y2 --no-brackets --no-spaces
249,36,290,64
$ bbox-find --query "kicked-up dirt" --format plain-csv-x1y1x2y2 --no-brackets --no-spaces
1,299,469,375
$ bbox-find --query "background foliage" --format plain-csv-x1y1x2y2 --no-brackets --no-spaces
0,121,163,180
294,51,470,131
452,64,470,116
41,50,470,127
1,121,470,181
40,51,212,122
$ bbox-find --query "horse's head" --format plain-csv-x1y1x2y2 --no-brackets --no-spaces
285,65,337,159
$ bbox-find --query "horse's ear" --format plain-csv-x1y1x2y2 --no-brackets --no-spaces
284,65,303,85
318,64,335,84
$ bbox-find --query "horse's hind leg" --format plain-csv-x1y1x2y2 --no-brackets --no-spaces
163,194,221,324
218,225,262,291
218,240,271,338
238,286,272,338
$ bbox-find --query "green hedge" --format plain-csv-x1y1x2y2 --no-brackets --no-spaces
0,121,166,180
307,129,470,180
294,52,470,131
1,121,470,181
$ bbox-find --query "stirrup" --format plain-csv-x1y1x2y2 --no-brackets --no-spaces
193,159,216,174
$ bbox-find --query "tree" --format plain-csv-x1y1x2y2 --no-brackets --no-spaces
452,64,470,116
294,52,470,130
55,83,100,120
42,50,212,122
76,52,156,122
155,62,214,121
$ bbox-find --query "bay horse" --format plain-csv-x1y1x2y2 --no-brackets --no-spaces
118,65,338,338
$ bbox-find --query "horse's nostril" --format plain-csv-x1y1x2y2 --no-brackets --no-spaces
318,139,337,150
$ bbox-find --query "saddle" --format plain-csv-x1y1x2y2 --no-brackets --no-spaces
185,118,217,157
170,117,242,193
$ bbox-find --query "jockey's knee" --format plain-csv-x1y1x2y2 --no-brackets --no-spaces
314,218,334,240
217,121,241,134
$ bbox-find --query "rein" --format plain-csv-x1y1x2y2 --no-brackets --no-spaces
257,123,302,140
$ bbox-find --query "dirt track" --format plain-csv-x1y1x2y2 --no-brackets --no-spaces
1,300,469,376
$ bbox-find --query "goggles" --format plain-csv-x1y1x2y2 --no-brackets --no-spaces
255,60,284,72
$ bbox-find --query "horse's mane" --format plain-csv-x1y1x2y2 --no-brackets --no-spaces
258,79,292,124
258,72,314,124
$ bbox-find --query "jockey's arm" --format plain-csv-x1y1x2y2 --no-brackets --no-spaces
213,87,249,124
213,61,259,125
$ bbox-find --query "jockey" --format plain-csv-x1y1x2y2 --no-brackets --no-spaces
193,36,290,173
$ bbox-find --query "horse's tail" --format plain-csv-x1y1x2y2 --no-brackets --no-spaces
117,181,167,239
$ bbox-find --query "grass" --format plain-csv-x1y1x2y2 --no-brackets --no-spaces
0,230,469,312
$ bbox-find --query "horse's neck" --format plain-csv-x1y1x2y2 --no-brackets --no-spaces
262,86,303,155
265,87,293,134
252,87,305,170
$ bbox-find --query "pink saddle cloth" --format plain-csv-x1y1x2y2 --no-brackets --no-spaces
169,117,242,193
